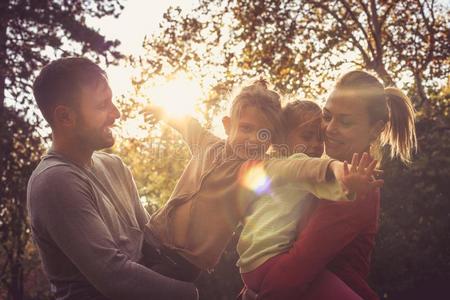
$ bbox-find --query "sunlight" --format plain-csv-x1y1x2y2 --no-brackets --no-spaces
118,115,148,139
115,72,204,140
148,73,202,119
240,163,271,195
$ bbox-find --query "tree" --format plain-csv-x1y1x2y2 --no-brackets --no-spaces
0,107,43,300
111,94,192,209
0,1,124,299
0,0,123,113
139,0,448,107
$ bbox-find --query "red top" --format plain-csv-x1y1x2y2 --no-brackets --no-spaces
303,188,381,299
326,189,380,299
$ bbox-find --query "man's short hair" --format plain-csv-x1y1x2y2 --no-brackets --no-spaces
33,57,107,125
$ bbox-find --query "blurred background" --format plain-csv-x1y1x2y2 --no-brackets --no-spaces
1,0,449,299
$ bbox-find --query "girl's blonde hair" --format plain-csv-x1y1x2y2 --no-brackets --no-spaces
229,79,284,144
334,70,417,164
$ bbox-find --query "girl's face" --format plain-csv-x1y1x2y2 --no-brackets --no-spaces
286,114,324,158
322,95,380,162
223,106,274,159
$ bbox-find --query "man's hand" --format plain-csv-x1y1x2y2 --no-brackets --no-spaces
341,152,384,199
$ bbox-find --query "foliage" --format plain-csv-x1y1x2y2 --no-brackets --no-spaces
139,0,449,105
0,0,123,111
0,107,45,300
111,95,192,209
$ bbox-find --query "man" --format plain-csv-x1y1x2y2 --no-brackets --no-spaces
27,57,198,300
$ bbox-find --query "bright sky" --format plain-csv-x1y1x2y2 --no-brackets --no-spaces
87,0,219,138
88,0,199,97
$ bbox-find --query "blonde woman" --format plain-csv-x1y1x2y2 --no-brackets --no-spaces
245,70,416,300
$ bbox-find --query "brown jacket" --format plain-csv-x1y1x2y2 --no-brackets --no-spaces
148,118,334,270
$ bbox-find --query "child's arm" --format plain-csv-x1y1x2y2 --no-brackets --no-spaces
261,152,382,201
339,153,384,199
142,104,220,153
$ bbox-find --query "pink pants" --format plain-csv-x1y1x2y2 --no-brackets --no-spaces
242,254,362,300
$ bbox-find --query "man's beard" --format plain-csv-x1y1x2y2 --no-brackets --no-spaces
75,124,115,151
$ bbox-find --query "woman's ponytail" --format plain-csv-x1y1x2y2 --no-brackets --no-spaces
381,87,417,164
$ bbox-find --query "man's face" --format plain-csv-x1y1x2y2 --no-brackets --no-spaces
73,78,120,150
226,106,274,160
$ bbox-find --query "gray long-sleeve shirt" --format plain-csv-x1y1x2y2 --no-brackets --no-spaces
27,150,197,300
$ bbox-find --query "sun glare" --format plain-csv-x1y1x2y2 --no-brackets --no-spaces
118,115,148,139
116,72,204,139
149,73,202,119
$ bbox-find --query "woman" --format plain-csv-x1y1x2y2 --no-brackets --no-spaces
247,70,417,300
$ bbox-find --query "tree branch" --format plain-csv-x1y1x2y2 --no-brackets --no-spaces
369,0,384,66
337,0,376,56
310,1,372,66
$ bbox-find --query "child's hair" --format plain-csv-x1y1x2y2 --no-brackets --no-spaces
333,70,417,164
229,79,284,144
282,100,322,132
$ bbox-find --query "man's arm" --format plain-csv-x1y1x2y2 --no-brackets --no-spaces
30,168,197,300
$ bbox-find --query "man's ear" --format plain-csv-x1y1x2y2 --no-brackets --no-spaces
54,105,76,128
370,120,385,141
222,116,231,136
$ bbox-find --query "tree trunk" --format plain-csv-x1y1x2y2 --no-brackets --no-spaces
371,62,395,87
414,73,431,117
0,0,8,112
10,262,24,300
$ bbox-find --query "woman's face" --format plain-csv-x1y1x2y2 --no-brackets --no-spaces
322,95,378,162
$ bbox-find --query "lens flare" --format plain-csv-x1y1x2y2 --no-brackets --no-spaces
240,162,271,195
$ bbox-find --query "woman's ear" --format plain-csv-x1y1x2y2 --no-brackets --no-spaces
222,116,231,136
370,120,386,141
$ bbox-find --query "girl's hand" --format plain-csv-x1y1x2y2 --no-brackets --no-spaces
341,152,384,200
141,104,165,123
